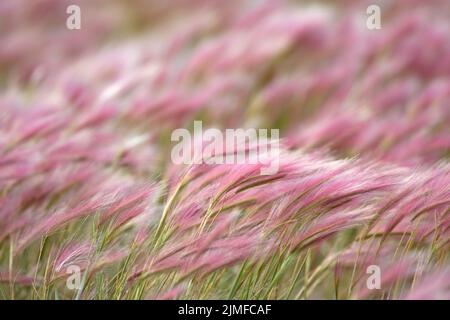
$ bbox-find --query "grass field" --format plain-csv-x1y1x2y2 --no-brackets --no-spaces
0,0,449,299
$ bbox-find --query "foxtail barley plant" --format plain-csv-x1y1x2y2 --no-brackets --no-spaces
0,0,449,299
